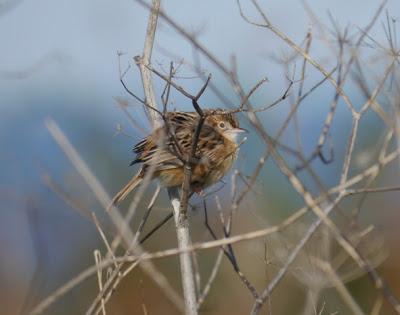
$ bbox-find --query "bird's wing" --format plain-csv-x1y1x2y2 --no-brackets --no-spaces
131,131,182,170
131,112,226,171
131,112,197,170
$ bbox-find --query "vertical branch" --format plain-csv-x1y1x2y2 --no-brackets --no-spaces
137,1,198,314
166,77,210,315
136,0,163,129
169,187,198,315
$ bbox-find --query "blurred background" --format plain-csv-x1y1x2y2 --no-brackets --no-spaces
1,0,400,314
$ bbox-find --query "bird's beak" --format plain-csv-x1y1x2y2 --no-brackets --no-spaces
233,127,248,133
224,128,248,143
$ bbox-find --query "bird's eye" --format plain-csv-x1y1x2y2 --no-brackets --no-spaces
219,122,226,129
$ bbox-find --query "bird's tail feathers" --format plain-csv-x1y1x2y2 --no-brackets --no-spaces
108,171,143,211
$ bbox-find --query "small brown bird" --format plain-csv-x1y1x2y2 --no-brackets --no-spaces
110,110,246,206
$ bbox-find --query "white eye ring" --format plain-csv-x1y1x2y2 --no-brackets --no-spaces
219,122,226,129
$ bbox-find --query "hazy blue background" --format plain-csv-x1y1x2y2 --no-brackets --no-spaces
1,0,400,314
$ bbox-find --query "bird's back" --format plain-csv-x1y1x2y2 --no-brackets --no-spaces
131,111,239,189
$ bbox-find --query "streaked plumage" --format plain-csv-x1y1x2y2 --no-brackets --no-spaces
110,110,245,207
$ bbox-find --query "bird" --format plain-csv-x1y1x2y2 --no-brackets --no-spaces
109,109,246,208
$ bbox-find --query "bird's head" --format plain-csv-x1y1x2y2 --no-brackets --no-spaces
206,110,247,143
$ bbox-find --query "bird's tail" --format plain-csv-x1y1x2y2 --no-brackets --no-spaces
108,170,144,211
